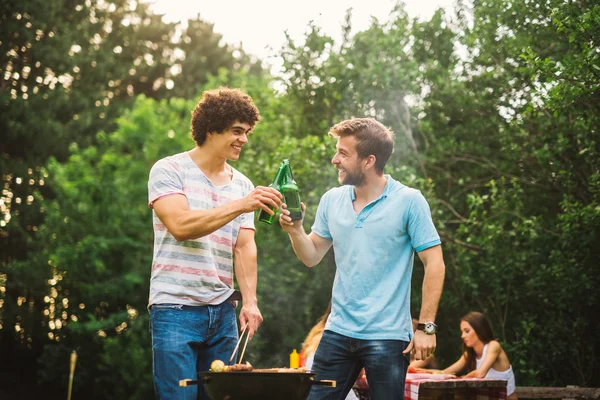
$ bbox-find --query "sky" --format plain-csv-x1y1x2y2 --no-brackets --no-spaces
145,0,456,74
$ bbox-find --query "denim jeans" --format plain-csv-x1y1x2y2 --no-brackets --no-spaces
308,330,410,400
149,302,238,400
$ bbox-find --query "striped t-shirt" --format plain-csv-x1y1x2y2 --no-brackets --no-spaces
147,151,255,307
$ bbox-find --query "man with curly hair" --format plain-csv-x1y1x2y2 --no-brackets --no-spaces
147,87,282,400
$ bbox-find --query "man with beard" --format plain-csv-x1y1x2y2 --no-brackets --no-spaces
279,118,445,400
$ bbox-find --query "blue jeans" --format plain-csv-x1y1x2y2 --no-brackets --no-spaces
149,302,238,400
308,330,409,400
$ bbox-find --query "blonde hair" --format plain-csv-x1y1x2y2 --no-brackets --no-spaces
301,301,332,355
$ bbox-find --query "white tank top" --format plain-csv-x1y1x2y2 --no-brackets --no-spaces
476,343,516,395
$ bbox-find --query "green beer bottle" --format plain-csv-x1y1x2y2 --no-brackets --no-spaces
280,160,303,221
257,161,286,224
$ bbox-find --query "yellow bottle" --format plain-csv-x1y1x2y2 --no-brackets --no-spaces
290,349,299,368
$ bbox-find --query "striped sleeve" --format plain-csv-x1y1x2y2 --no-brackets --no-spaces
239,176,255,230
148,158,185,208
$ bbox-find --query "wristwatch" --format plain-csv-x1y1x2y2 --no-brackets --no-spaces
416,322,438,335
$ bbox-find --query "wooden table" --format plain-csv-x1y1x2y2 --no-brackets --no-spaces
354,375,507,400
408,378,508,400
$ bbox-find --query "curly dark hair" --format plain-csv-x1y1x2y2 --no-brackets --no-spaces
328,118,395,174
190,87,260,146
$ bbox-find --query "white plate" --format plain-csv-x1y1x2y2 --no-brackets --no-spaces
407,373,455,380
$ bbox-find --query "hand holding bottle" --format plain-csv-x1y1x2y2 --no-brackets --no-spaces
240,186,282,215
279,202,306,233
279,161,303,221
258,159,303,224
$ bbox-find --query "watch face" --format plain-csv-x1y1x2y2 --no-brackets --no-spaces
425,322,437,334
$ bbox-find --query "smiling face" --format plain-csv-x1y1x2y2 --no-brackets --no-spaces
331,135,367,186
460,320,480,348
207,121,252,161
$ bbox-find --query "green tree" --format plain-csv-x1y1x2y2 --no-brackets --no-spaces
1,68,336,397
170,18,264,100
5,94,193,398
276,0,600,386
0,3,260,395
415,0,600,385
3,0,599,394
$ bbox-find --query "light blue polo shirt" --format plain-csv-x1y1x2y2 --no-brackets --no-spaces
311,175,441,341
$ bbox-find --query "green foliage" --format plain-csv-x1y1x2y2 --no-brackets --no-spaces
7,94,195,398
2,0,599,397
420,0,600,386
0,0,260,312
172,19,264,100
1,2,264,394
277,0,600,387
1,71,341,396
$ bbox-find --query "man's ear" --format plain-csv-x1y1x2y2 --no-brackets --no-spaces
364,155,377,170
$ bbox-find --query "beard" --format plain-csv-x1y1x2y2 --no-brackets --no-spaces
339,166,366,186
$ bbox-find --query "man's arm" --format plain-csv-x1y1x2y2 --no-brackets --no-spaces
153,186,281,241
233,228,263,339
404,244,446,360
288,231,332,268
279,203,332,267
418,244,445,324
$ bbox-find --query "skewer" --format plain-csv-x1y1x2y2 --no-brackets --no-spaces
238,326,251,365
229,322,249,364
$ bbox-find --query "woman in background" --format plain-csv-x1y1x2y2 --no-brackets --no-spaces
442,311,517,400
